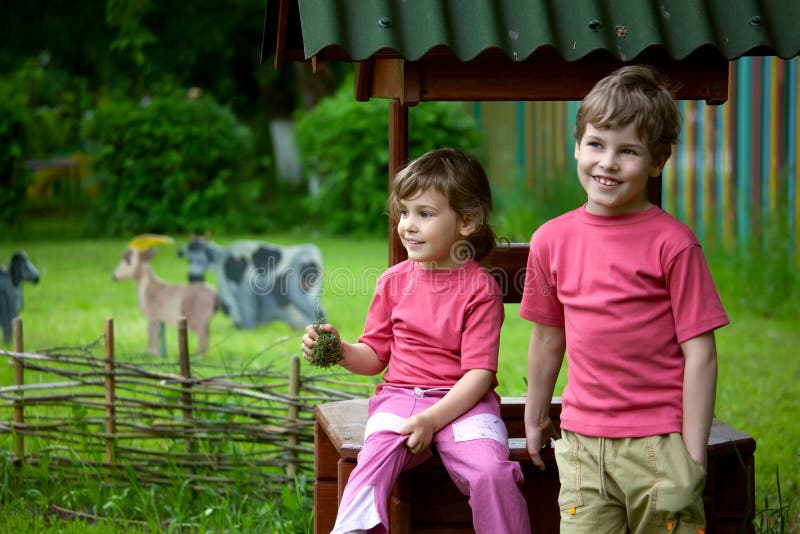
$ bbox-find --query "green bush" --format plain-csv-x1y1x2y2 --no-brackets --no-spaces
294,76,481,235
493,170,586,242
81,92,252,235
0,92,28,228
0,56,92,158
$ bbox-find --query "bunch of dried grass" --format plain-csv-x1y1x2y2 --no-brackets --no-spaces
309,324,343,368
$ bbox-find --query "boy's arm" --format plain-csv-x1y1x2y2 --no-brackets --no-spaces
681,330,718,466
525,323,566,470
399,368,494,454
301,323,386,376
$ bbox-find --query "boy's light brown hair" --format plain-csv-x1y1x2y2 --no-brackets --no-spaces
574,65,681,164
389,147,496,262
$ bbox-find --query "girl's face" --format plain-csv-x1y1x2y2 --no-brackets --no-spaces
574,122,666,215
396,187,475,270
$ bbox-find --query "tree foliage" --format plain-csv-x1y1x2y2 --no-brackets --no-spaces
0,0,271,113
0,89,28,227
82,92,252,235
294,78,482,235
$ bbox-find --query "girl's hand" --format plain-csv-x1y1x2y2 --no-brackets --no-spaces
301,323,339,362
398,413,435,454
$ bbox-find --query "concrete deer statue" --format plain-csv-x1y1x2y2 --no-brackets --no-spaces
0,251,40,344
113,234,217,355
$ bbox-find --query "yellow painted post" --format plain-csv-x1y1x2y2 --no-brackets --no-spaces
685,100,697,227
525,102,535,187
769,56,779,216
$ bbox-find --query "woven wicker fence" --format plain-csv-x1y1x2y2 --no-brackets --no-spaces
0,317,371,493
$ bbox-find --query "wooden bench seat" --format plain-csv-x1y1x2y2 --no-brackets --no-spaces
314,397,755,533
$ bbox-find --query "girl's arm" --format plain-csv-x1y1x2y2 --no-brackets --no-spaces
525,323,566,470
681,330,718,466
398,368,495,454
301,323,386,376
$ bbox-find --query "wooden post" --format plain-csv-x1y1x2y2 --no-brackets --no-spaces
104,318,117,474
389,100,409,267
177,317,195,473
159,322,167,358
647,174,663,207
287,355,301,477
12,318,24,463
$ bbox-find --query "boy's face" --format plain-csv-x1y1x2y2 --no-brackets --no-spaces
396,187,475,270
574,122,666,216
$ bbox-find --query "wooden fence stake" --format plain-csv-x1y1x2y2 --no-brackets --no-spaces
12,317,24,463
177,317,195,473
104,318,117,475
287,355,300,477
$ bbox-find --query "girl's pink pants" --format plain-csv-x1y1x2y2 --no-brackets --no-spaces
331,386,531,534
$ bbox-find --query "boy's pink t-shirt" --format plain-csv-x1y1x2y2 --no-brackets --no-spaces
520,205,729,438
358,259,504,392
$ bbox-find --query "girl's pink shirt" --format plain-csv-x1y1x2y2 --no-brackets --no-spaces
358,259,503,392
520,205,729,438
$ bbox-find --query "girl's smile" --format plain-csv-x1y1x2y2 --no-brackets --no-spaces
397,188,474,270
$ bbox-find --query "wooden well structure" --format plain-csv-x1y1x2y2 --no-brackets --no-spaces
263,1,798,531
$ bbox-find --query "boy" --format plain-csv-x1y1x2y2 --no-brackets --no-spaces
521,65,728,533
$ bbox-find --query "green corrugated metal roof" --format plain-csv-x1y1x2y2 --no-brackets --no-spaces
268,0,800,63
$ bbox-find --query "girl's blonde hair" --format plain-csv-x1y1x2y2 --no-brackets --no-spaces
574,65,681,164
388,148,496,262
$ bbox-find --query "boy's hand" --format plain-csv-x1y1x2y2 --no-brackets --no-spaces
399,413,435,454
301,323,339,362
526,417,557,470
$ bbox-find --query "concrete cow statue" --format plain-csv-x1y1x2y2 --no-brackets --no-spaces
178,236,324,330
0,251,40,344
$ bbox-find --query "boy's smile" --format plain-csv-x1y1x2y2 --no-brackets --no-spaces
575,123,666,215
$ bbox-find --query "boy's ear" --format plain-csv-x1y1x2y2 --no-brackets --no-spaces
649,152,669,177
574,141,580,160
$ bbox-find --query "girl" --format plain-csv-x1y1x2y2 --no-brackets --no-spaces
302,148,530,534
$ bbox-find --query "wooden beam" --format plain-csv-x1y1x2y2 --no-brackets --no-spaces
364,49,729,104
648,175,663,208
273,0,290,71
372,59,403,102
401,61,420,106
486,244,529,304
353,61,374,101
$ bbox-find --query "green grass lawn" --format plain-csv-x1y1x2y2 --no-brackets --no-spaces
1,234,798,530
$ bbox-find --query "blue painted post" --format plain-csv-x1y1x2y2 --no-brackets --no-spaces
787,59,798,263
695,102,706,241
761,58,772,223
736,57,753,246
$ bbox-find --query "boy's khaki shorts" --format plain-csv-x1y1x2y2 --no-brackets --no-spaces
555,430,706,534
